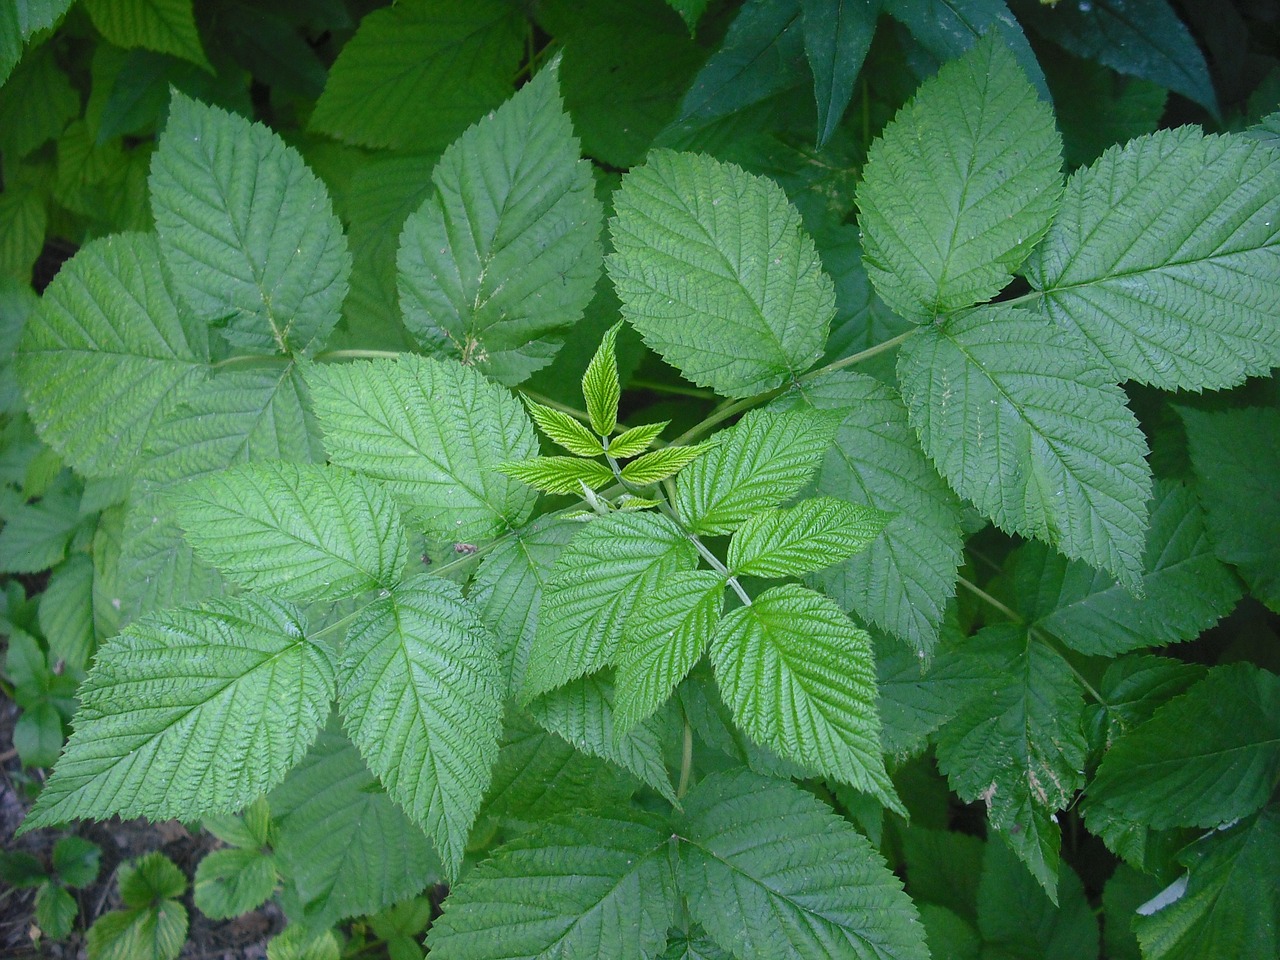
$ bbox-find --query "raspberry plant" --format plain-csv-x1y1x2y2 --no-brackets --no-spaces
3,2,1279,959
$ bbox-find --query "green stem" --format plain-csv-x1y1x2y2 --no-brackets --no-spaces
994,289,1045,309
677,718,694,800
629,378,718,400
804,328,918,380
313,348,402,362
211,353,290,370
957,576,1021,623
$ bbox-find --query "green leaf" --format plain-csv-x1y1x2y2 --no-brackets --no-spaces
1087,663,1280,831
0,0,75,86
16,232,209,478
150,91,351,355
897,306,1151,591
397,63,602,385
618,443,706,485
0,187,46,283
1133,805,1280,960
581,321,622,436
308,356,538,541
0,45,79,159
522,510,697,701
802,0,879,145
22,596,333,832
120,852,188,905
902,828,985,921
615,570,725,734
202,796,271,850
338,575,503,875
427,811,676,960
82,0,210,70
855,33,1062,321
1025,128,1280,390
604,420,667,459
268,927,341,960
778,371,963,653
0,850,46,887
608,150,834,398
38,554,96,673
35,882,77,940
527,674,678,804
87,901,188,960
976,838,1099,960
15,702,64,768
116,493,223,623
1179,405,1280,611
728,496,887,578
522,399,604,457
309,0,525,152
53,836,102,889
674,406,839,535
664,0,708,32
496,456,615,495
270,724,442,928
176,461,409,600
709,584,899,809
934,625,1088,901
193,848,276,919
0,488,83,574
678,769,929,960
1009,480,1241,656
1085,655,1206,753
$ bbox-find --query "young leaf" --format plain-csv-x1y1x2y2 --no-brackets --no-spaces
581,321,622,436
150,91,351,355
802,0,879,146
608,150,834,398
727,496,887,578
176,462,410,601
193,848,276,919
615,570,725,734
397,63,603,385
338,575,503,876
709,584,900,809
677,770,929,960
16,232,209,478
309,0,524,152
87,901,187,960
674,406,839,534
1025,128,1280,390
22,597,332,831
427,811,676,960
856,32,1062,321
933,625,1088,901
522,399,604,457
53,836,102,889
307,356,538,541
604,420,667,459
897,306,1151,591
522,511,697,701
1087,663,1280,831
35,883,77,940
618,443,706,485
496,456,615,495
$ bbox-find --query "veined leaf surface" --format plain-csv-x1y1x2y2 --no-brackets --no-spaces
727,496,886,578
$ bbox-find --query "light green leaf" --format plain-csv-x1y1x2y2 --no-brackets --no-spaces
1133,805,1280,960
1087,663,1280,831
268,927,341,960
338,575,503,875
116,493,223,624
83,0,210,70
1025,128,1280,390
150,91,351,355
35,883,77,940
934,624,1087,901
608,150,834,398
16,232,209,478
522,399,604,457
38,553,96,672
87,901,187,960
310,0,525,152
802,0,879,146
496,456,615,495
176,461,410,601
777,371,963,653
522,511,697,701
0,487,83,574
397,63,602,385
897,306,1151,591
308,356,538,542
527,674,678,803
674,406,839,535
427,811,676,960
709,584,899,809
618,443,706,485
1010,480,1241,656
615,570,725,734
203,796,271,850
270,724,442,928
604,421,667,459
678,769,929,960
856,33,1062,321
581,321,621,436
728,496,887,578
193,848,276,919
22,596,332,831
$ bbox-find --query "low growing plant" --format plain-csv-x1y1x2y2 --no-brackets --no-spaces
3,2,1279,959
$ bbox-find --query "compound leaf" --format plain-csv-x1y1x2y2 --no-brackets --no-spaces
497,456,615,496
709,584,899,810
605,421,667,459
522,399,603,457
150,91,351,355
338,575,503,876
580,321,622,436
608,150,833,398
176,461,410,601
897,306,1151,590
728,496,887,578
678,769,929,960
23,596,332,831
398,63,602,385
427,811,676,960
618,444,706,485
